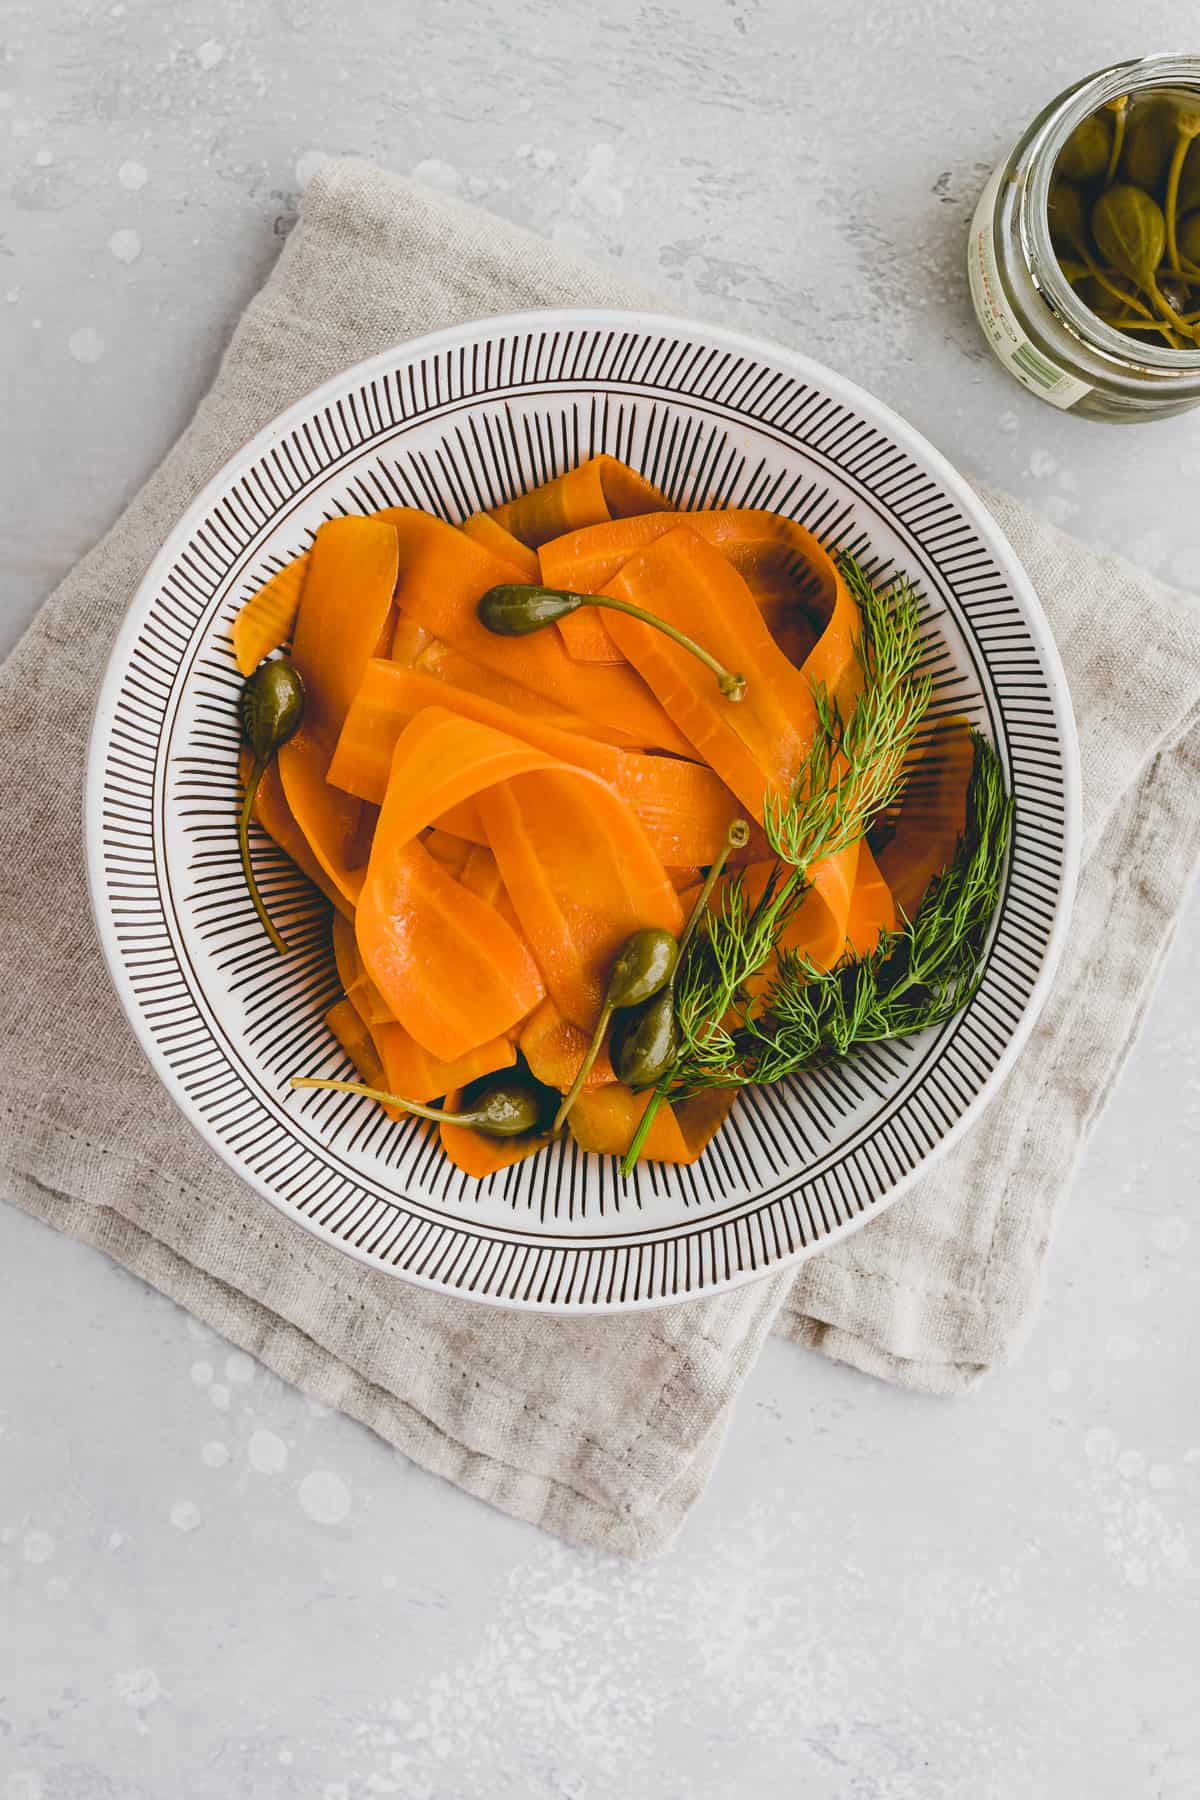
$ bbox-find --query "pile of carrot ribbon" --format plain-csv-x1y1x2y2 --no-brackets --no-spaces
232,455,962,1176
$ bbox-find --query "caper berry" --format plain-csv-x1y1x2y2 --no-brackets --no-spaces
238,658,306,955
291,1068,557,1139
610,986,680,1090
1056,112,1112,184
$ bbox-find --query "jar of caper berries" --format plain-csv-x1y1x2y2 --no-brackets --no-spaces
969,54,1200,421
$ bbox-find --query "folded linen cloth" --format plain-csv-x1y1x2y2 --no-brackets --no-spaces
3,159,1197,1556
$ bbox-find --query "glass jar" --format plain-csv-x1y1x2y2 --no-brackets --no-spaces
968,54,1200,421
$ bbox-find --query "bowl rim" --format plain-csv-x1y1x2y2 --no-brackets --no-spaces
85,304,1083,1311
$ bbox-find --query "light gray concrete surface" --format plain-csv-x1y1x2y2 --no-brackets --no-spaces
2,2,1199,1796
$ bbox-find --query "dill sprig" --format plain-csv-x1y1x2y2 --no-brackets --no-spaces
619,554,942,1173
763,561,932,872
714,731,1012,1087
620,730,1012,1173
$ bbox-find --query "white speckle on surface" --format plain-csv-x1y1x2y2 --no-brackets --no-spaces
1148,1463,1173,1490
1085,1426,1119,1464
196,39,224,69
278,1748,294,1765
1106,1334,1139,1362
109,227,141,264
571,142,623,219
248,1428,288,1475
117,158,147,190
107,1531,124,1549
30,318,41,330
67,327,104,364
224,1350,255,1385
169,1500,201,1532
324,1785,350,1800
190,1360,213,1387
7,1774,44,1800
110,1,125,13
201,1440,229,1468
1029,448,1056,479
1047,1367,1073,1393
997,409,1018,433
1117,1449,1145,1479
0,94,12,112
34,147,51,166
0,1525,14,1544
411,157,461,193
295,148,330,187
4,288,17,302
298,1469,351,1525
1124,1556,1148,1587
22,1530,53,1564
115,1667,161,1711
46,1575,68,1600
209,1383,230,1410
381,1572,397,1589
1150,1215,1188,1253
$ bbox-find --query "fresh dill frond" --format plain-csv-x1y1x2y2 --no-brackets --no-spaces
667,730,1013,1101
618,556,1014,1177
764,562,932,872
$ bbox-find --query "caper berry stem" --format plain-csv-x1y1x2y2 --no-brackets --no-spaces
478,584,747,701
237,658,305,954
1103,96,1128,187
290,1077,529,1136
617,817,751,1174
588,594,747,701
1079,258,1158,324
239,758,289,956
551,1000,615,1134
677,818,752,959
1164,118,1200,274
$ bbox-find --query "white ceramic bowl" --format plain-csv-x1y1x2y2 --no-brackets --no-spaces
86,308,1080,1310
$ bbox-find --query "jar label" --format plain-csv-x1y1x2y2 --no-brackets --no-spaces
968,162,1092,411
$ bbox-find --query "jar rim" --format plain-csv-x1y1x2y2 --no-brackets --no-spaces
1019,54,1200,373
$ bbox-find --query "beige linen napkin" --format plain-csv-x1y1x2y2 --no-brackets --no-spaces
3,159,1198,1556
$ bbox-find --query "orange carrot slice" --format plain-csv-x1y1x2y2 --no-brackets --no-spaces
519,998,615,1094
599,527,821,821
406,635,648,748
325,998,387,1091
438,1088,548,1178
477,765,683,1030
373,1018,516,1107
422,827,474,877
540,508,843,667
358,831,543,1060
249,753,353,920
876,719,974,922
566,1084,691,1160
328,663,746,868
231,553,311,676
374,508,693,756
460,512,540,579
844,841,896,959
277,516,399,907
731,840,862,998
490,454,668,551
